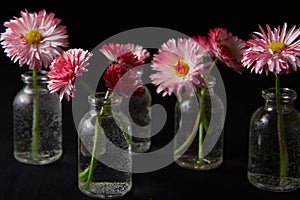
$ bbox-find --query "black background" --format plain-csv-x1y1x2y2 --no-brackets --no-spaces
1,1,300,199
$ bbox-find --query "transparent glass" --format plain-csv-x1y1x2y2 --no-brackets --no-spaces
174,76,224,170
248,88,300,192
78,92,132,199
13,70,62,165
128,86,151,153
128,67,152,153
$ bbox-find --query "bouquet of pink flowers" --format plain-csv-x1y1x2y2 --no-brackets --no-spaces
150,27,245,169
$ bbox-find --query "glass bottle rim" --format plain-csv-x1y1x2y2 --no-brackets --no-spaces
21,70,48,83
262,87,297,101
88,92,122,106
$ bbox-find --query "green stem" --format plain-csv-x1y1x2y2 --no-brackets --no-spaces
275,75,288,182
198,88,209,166
209,58,218,72
84,91,110,190
31,68,40,160
173,110,201,156
200,88,209,132
123,131,132,146
198,122,204,165
173,88,209,157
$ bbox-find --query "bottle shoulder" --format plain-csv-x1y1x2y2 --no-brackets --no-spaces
250,106,300,122
13,88,59,106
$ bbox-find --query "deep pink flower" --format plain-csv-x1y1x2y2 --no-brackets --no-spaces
150,38,209,101
0,9,69,70
103,63,145,97
192,35,213,55
208,27,245,73
47,49,93,101
100,43,150,68
241,23,300,75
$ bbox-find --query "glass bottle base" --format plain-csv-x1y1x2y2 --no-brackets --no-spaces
247,172,300,192
14,150,62,165
175,155,222,170
78,182,132,199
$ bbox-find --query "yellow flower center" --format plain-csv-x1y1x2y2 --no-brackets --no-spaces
269,42,286,53
174,60,189,77
25,30,43,44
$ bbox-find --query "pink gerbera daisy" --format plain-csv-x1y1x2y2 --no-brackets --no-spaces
150,38,209,101
208,27,245,73
47,48,93,101
100,43,150,68
103,63,145,97
241,23,300,75
0,9,69,70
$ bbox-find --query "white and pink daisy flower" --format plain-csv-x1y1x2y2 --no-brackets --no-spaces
208,27,245,73
47,48,93,101
241,23,300,75
0,9,69,70
99,43,150,68
150,38,209,101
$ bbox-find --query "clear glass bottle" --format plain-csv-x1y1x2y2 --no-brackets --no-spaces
129,67,152,153
174,76,225,170
13,70,62,165
78,92,132,199
248,88,300,192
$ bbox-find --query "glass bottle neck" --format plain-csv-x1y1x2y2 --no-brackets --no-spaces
88,92,122,114
197,75,216,97
22,70,49,93
262,88,296,111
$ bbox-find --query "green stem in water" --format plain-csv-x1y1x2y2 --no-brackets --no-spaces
84,91,110,190
31,68,40,160
123,131,132,146
275,75,288,181
173,110,201,157
198,87,209,166
173,88,209,158
198,59,216,159
200,88,209,132
198,122,204,165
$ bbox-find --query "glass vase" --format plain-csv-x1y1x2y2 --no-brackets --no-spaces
78,92,132,199
128,67,152,153
128,85,152,153
247,88,300,192
174,76,225,170
13,70,62,165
